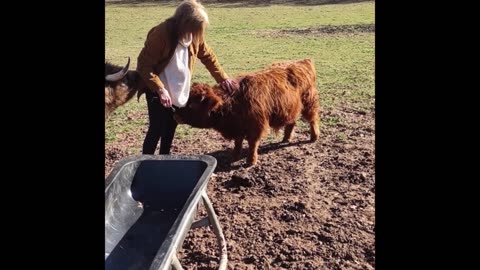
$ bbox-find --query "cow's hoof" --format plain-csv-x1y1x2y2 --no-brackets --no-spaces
245,162,256,167
310,135,319,142
245,158,257,167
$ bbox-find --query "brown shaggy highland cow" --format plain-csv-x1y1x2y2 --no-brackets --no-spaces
174,59,320,166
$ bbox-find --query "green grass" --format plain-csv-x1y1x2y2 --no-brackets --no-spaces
105,1,375,143
336,132,347,143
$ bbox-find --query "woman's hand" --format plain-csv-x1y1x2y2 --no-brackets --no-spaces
220,79,239,94
156,87,172,108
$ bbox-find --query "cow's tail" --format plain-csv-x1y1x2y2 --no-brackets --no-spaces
303,58,316,84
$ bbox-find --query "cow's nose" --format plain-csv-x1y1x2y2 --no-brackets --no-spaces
173,114,184,124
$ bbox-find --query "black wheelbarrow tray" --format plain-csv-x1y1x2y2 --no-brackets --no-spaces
105,155,227,270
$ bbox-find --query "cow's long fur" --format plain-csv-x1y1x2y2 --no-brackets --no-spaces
174,59,320,166
105,61,141,121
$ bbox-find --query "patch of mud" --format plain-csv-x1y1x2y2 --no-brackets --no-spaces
257,24,375,38
105,104,375,269
105,146,127,176
105,130,144,176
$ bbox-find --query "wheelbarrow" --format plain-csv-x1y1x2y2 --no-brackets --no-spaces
105,155,227,270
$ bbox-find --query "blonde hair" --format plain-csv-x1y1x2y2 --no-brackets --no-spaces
173,0,209,45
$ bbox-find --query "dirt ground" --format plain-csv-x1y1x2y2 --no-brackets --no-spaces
256,24,375,38
105,104,375,269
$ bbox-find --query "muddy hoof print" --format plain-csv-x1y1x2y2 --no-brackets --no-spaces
284,202,306,213
280,212,296,222
224,175,253,189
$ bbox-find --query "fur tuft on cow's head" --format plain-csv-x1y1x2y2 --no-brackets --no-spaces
174,82,223,127
192,82,224,113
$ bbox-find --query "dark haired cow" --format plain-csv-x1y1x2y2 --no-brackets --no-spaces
105,57,141,121
174,59,320,166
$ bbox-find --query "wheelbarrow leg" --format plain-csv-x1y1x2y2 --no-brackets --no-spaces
201,191,228,270
173,191,228,270
171,254,184,270
190,216,210,229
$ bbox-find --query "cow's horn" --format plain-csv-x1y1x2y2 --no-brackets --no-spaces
105,57,130,81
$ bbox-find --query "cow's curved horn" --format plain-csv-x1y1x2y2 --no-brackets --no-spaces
105,57,130,81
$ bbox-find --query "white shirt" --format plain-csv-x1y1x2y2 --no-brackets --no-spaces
159,33,193,108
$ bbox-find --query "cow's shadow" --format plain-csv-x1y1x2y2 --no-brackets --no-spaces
207,140,311,173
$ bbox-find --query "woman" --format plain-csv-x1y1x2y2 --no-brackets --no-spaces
136,0,238,155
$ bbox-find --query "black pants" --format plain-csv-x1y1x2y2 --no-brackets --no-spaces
142,90,178,155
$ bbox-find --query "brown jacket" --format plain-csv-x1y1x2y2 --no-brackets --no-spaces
136,19,229,100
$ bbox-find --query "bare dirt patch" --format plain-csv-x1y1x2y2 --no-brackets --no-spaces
257,24,375,38
105,104,375,269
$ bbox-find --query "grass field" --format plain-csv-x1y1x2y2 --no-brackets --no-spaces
105,0,374,146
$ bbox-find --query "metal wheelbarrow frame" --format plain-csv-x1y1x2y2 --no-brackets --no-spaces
105,155,227,270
